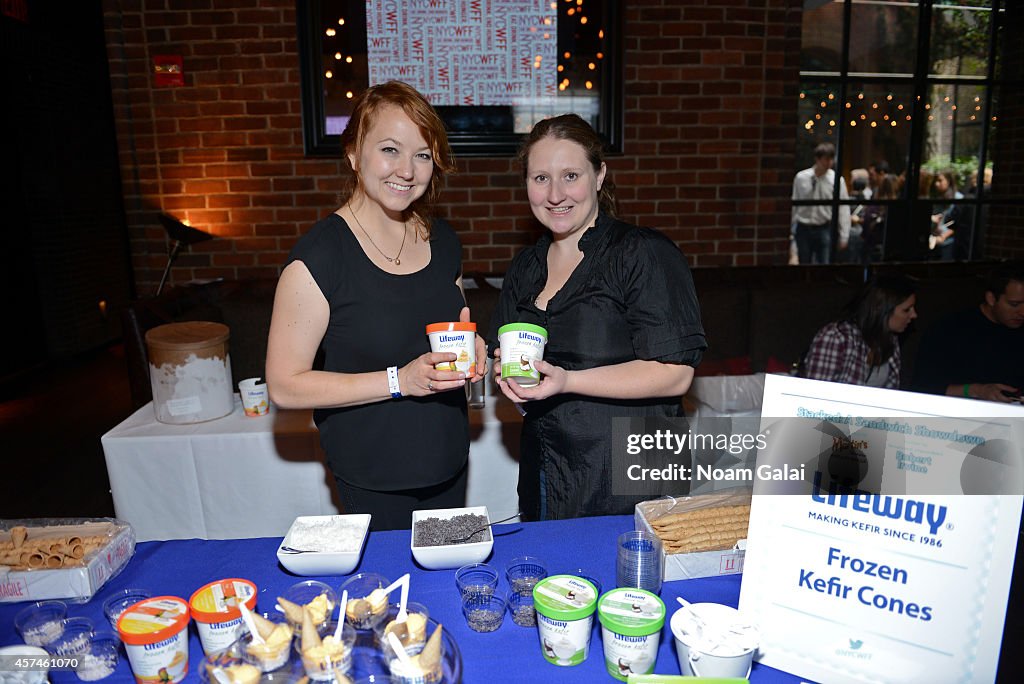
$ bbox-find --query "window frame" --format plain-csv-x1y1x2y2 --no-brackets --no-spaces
296,0,624,158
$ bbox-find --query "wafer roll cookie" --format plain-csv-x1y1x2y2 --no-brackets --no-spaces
11,526,28,549
650,504,750,554
651,504,750,529
655,512,749,534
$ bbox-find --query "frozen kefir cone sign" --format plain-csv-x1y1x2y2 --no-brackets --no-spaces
738,375,1024,684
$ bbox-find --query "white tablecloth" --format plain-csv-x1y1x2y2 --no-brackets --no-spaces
102,397,337,541
103,388,522,541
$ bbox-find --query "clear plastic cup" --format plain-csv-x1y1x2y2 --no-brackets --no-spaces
454,563,498,600
102,588,152,632
238,614,292,673
75,633,120,681
44,617,95,657
505,556,547,594
507,590,537,628
279,580,338,630
616,530,664,594
461,594,506,633
338,572,391,630
294,620,356,680
373,602,431,661
14,600,67,647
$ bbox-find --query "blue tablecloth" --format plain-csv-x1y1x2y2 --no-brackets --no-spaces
0,515,805,682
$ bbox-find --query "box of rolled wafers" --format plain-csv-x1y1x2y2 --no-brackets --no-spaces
634,489,750,581
0,518,136,603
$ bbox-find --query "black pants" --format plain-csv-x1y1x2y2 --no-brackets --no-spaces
335,463,469,531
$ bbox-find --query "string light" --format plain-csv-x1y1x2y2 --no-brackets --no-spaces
580,16,588,24
346,56,352,63
334,52,342,60
585,80,593,89
337,18,345,26
325,70,333,78
850,121,857,126
325,28,336,37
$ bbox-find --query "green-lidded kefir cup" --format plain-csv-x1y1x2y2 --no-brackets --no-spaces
497,323,548,387
532,575,598,666
597,587,665,681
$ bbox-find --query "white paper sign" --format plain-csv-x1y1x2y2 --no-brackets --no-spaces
739,375,1023,684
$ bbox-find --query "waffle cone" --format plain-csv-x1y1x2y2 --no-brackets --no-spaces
301,606,322,653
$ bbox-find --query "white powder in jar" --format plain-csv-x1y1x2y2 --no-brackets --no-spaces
286,518,365,552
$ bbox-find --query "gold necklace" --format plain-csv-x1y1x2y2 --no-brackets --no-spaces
351,208,407,266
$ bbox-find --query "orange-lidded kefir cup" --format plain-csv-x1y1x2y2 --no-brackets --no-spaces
117,596,191,683
426,322,476,373
189,578,258,656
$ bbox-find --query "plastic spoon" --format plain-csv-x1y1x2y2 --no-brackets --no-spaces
448,511,522,543
387,630,414,669
333,590,348,641
238,600,264,645
382,573,411,623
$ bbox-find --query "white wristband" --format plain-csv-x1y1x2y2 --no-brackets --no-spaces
387,366,402,399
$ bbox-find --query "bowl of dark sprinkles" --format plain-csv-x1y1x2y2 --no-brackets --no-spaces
410,506,494,570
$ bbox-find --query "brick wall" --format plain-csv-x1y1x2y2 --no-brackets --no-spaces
102,0,803,293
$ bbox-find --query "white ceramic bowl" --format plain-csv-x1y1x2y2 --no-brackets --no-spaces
276,514,371,576
410,506,493,570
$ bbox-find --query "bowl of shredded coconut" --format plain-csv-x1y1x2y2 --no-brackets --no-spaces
276,514,371,576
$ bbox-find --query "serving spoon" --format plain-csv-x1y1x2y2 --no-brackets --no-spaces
446,512,522,544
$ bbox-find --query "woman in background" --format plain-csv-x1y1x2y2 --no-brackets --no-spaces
801,273,917,388
266,81,484,530
489,114,706,521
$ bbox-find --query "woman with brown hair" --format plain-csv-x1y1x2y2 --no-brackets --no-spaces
489,114,707,521
801,273,918,388
266,81,484,529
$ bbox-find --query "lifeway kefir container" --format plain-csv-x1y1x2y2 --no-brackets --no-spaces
497,323,548,387
426,322,476,373
597,587,665,681
117,596,191,683
532,575,598,666
189,578,257,656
